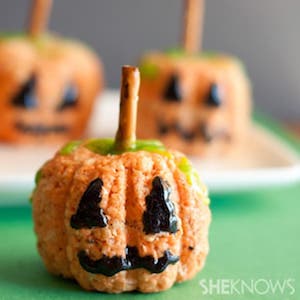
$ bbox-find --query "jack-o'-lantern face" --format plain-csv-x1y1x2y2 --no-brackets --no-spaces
138,52,251,156
0,35,102,144
70,176,179,276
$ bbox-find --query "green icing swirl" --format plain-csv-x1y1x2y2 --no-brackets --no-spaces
59,138,168,156
84,138,167,155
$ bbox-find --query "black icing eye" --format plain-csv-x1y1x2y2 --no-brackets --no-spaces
70,178,108,229
11,75,37,109
57,84,78,111
143,176,178,234
162,74,183,102
206,83,222,107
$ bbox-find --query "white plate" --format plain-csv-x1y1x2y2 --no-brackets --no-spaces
0,90,300,204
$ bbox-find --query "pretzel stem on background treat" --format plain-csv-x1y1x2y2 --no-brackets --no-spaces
182,0,205,53
114,66,140,152
27,0,53,37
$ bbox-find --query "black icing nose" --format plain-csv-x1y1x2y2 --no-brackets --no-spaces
163,74,183,102
206,83,222,107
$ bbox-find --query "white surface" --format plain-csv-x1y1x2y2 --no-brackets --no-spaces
1,90,300,203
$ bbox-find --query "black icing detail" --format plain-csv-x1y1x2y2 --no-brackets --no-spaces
70,178,108,229
158,119,230,143
143,176,178,234
199,123,213,143
174,122,196,141
162,74,183,102
199,123,231,143
57,84,79,111
158,120,170,136
11,75,37,109
158,120,195,141
15,122,68,135
78,246,179,276
206,83,222,107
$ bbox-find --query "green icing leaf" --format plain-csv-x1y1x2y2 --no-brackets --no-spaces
139,61,159,79
60,140,82,155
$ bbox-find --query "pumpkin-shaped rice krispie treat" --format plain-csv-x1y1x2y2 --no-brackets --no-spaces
0,0,103,144
32,66,211,293
137,0,252,157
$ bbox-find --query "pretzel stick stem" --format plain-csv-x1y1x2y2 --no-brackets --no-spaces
114,66,140,152
182,0,205,53
27,0,52,37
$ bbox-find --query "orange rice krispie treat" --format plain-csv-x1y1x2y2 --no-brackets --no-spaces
138,51,251,157
137,0,252,157
0,0,103,144
32,66,211,293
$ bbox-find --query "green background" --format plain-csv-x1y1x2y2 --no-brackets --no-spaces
1,186,299,300
0,119,299,299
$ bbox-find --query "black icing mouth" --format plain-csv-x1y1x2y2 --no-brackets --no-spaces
15,122,68,135
78,246,179,276
158,120,230,143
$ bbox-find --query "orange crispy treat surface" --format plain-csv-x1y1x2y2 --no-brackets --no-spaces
33,145,211,293
0,35,102,144
138,52,252,157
